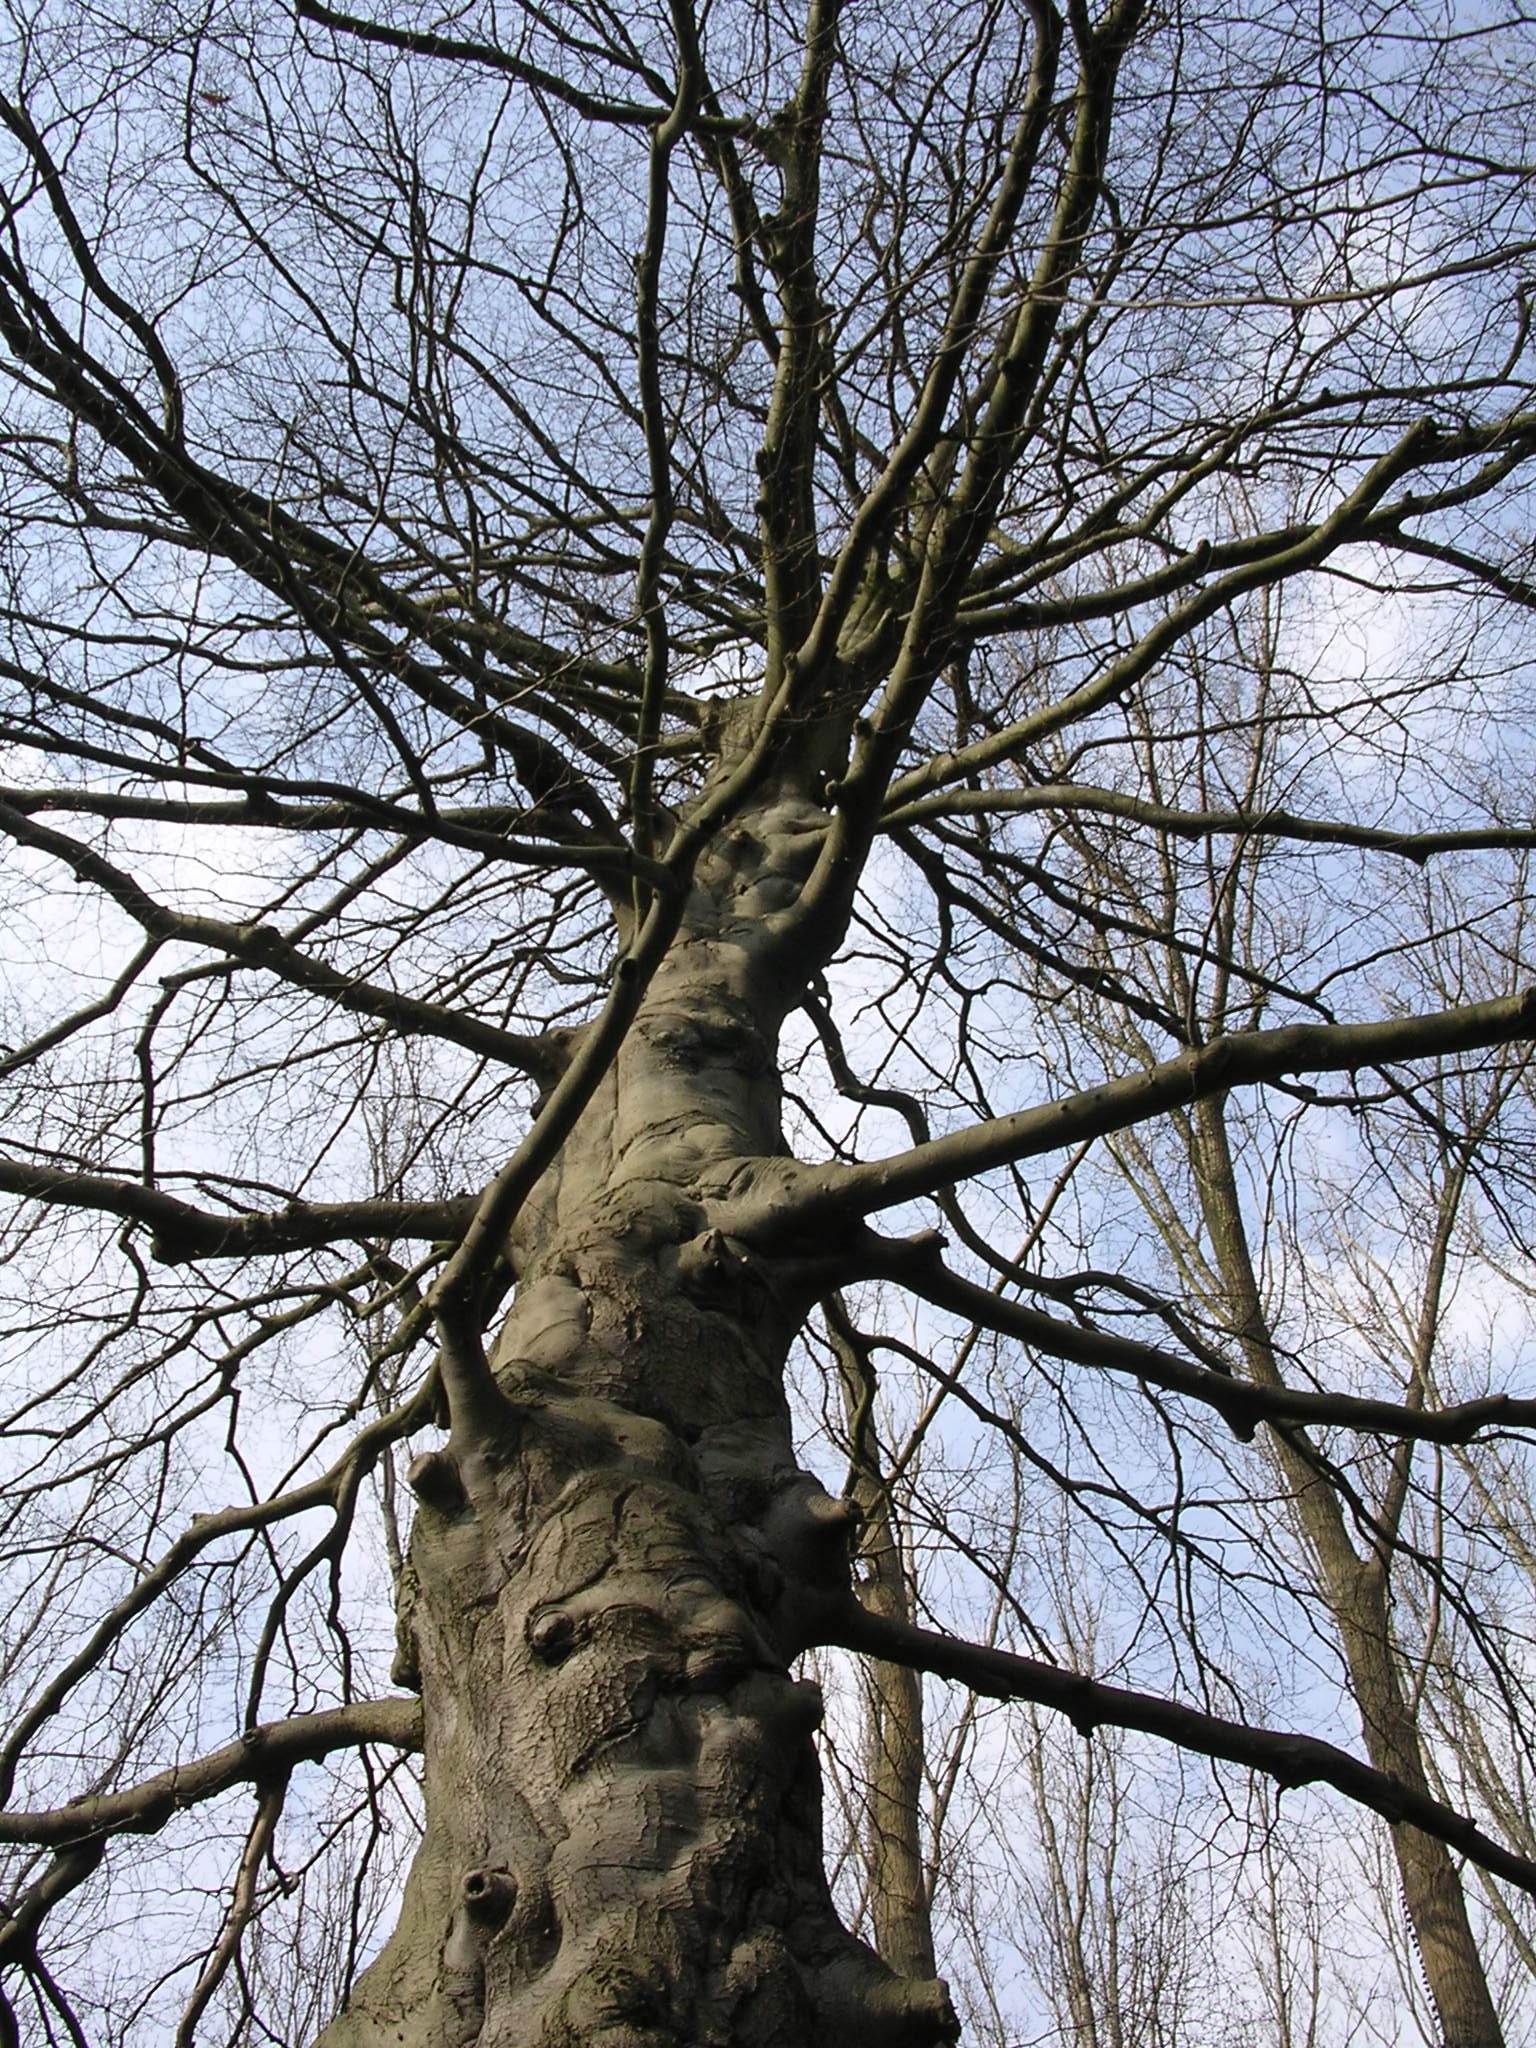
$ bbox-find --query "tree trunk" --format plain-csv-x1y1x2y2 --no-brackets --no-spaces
828,1308,937,1982
315,795,958,2048
1191,1098,1504,2048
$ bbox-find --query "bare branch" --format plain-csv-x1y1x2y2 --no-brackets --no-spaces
0,1161,470,1263
831,1604,1536,1904
0,1699,420,1851
883,782,1536,863
734,989,1536,1234
0,799,565,1082
897,1247,1536,1449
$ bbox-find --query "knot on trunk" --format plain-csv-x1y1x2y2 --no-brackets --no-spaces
743,1474,860,1653
808,1958,961,2046
674,1227,757,1310
558,1954,675,2047
408,1448,467,1516
461,1865,517,1929
526,1606,580,1664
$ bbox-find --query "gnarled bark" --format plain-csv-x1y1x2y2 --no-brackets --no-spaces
317,801,957,2048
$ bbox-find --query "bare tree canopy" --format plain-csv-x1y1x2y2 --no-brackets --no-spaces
2,0,1536,2040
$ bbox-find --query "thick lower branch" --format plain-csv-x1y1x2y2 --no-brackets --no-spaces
0,1159,471,1263
0,1698,422,1848
902,1250,1536,1447
829,1604,1536,1902
881,780,1536,862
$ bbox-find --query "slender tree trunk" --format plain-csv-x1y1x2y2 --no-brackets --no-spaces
829,1310,937,1982
1191,1097,1504,2048
315,795,958,2048
857,1549,936,1984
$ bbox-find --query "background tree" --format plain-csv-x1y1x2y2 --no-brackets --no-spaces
2,0,1536,2043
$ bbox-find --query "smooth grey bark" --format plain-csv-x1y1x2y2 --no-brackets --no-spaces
315,795,957,2048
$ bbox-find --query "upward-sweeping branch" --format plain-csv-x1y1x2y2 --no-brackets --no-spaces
728,989,1536,1237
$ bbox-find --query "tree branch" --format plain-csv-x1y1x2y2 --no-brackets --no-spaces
0,1844,104,1964
888,411,1536,813
0,1698,420,1849
0,784,672,885
728,989,1536,1234
897,1247,1536,1448
0,1161,471,1263
881,781,1536,863
0,1394,432,1810
173,1777,288,2048
829,1604,1536,1902
295,0,667,127
0,800,565,1082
